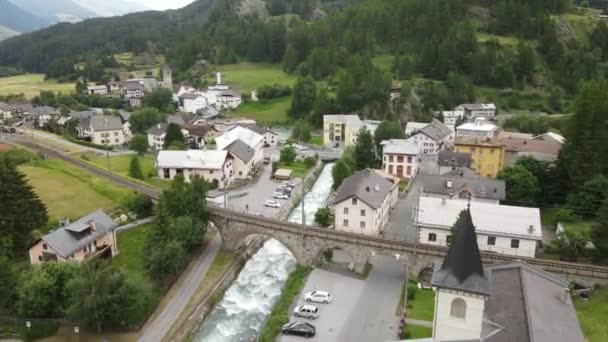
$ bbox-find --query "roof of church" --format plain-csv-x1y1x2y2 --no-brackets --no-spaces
431,207,490,296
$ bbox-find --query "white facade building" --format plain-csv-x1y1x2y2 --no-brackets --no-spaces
86,85,108,95
441,109,465,126
456,117,499,139
89,116,125,146
381,139,420,179
456,103,496,119
416,197,542,257
146,123,190,151
156,150,234,189
216,126,264,165
405,122,429,136
406,119,453,155
180,93,208,113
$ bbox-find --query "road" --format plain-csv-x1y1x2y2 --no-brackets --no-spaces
137,234,222,342
3,129,134,155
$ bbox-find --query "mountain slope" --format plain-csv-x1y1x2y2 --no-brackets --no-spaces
0,0,51,32
9,0,98,22
73,0,147,17
0,0,218,72
0,24,18,41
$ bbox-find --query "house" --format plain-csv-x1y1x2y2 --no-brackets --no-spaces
323,114,362,147
123,80,145,99
405,122,429,137
437,150,473,175
29,210,117,264
274,169,293,180
416,196,541,257
497,131,534,140
210,118,257,134
533,131,566,144
107,81,121,93
416,172,506,204
117,110,132,139
428,207,583,342
456,117,499,140
86,85,108,95
245,124,279,147
216,89,242,109
89,116,125,146
441,109,465,126
146,123,190,151
455,103,496,119
454,138,505,178
216,126,264,165
0,101,11,121
0,103,34,120
183,124,219,148
70,110,96,138
406,119,453,155
330,169,398,236
156,150,233,189
380,139,421,179
499,134,563,165
225,139,256,178
179,93,208,113
32,106,61,127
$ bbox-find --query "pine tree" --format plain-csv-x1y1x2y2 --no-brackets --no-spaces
0,155,48,256
164,123,185,149
591,197,608,260
332,159,352,190
354,127,376,170
129,156,144,180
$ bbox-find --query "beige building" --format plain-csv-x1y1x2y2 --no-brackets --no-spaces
29,210,118,264
89,116,126,146
330,169,398,236
156,150,234,189
381,139,421,179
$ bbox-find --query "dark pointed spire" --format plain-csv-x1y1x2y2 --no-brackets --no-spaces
440,208,484,282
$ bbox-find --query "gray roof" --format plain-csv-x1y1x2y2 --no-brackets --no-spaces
417,173,506,201
118,110,131,122
78,116,91,129
437,150,472,168
179,93,197,100
90,116,123,131
418,119,452,141
32,106,59,116
244,124,276,136
147,123,168,136
225,139,255,163
331,169,393,209
69,110,96,120
123,81,144,91
41,210,116,258
482,262,584,342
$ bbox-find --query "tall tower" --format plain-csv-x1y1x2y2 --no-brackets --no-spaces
162,65,173,90
431,208,489,341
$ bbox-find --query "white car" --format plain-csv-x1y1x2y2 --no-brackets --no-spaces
304,290,332,304
293,305,319,319
264,200,281,208
273,193,289,200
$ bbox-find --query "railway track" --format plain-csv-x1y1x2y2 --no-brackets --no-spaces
21,140,608,280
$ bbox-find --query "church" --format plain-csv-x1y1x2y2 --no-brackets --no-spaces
413,207,584,342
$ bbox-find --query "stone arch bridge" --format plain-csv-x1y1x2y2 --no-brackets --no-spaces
209,208,608,284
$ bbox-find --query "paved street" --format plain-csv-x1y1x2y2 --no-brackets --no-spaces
137,234,222,342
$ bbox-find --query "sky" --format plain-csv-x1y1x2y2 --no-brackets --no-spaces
131,0,197,11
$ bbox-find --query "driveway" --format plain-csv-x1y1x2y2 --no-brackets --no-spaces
385,180,421,242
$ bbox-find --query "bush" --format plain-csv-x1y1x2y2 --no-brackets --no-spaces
303,155,317,167
257,84,292,100
17,321,59,341
553,209,579,226
64,135,114,150
407,283,418,301
0,149,38,165
127,194,154,218
271,161,279,173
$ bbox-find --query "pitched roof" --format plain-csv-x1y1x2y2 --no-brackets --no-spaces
243,124,277,136
323,114,362,126
331,169,393,209
499,137,561,156
117,110,131,122
225,139,255,163
437,150,472,167
183,124,215,137
123,80,144,91
32,106,59,116
381,139,421,155
156,150,228,170
431,208,490,296
533,132,565,144
458,103,496,111
497,131,534,140
417,173,506,201
482,262,584,342
417,119,452,141
146,123,168,136
41,210,116,258
89,116,123,131
216,126,263,151
69,110,96,120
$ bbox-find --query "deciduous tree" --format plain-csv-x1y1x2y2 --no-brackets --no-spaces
129,155,144,180
129,133,149,155
497,165,540,204
164,123,185,149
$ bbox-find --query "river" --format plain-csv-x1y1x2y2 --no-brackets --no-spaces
194,163,335,341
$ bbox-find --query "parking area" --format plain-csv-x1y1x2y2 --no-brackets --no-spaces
279,269,365,342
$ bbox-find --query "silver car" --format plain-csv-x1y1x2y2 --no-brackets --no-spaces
293,305,319,319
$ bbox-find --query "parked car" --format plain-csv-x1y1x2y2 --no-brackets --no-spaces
304,290,332,304
283,181,296,189
293,305,319,320
281,322,316,338
273,193,289,200
264,200,281,208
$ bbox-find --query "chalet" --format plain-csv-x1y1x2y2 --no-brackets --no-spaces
216,126,264,165
156,150,234,189
89,116,125,146
406,119,453,155
86,85,108,95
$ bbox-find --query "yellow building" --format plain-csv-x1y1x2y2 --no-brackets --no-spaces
323,114,362,147
454,138,505,178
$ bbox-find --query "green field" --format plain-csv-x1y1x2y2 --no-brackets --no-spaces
86,154,169,189
476,32,519,46
20,159,132,220
404,325,433,339
310,135,323,145
372,54,394,72
407,288,435,321
229,96,291,123
0,74,74,98
212,62,296,92
278,160,314,179
111,52,165,80
576,286,608,342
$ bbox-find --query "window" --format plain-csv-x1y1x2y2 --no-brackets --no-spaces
352,198,357,205
114,132,119,136
239,171,243,176
450,298,466,319
487,236,496,246
389,155,394,162
343,219,349,226
38,256,42,261
470,147,476,153
210,170,214,174
343,207,349,214
360,221,366,228
42,243,47,250
397,156,404,163
511,239,520,248
428,233,437,242
360,209,366,216
446,235,453,244
407,156,412,163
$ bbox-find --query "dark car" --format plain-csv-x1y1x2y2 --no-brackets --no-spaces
281,321,316,338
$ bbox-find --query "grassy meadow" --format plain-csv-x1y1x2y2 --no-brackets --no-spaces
0,74,74,98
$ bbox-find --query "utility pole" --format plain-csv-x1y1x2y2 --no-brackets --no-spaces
301,184,306,247
412,188,423,270
105,142,112,173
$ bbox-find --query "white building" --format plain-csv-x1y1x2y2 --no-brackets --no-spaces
146,123,190,151
405,122,429,137
330,169,398,236
456,117,499,139
406,119,453,155
224,139,256,178
216,90,242,109
245,124,279,147
86,85,108,95
456,103,496,119
380,139,420,179
179,93,208,114
122,80,145,99
89,116,125,146
441,109,465,126
156,150,234,189
415,196,542,257
216,126,264,165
